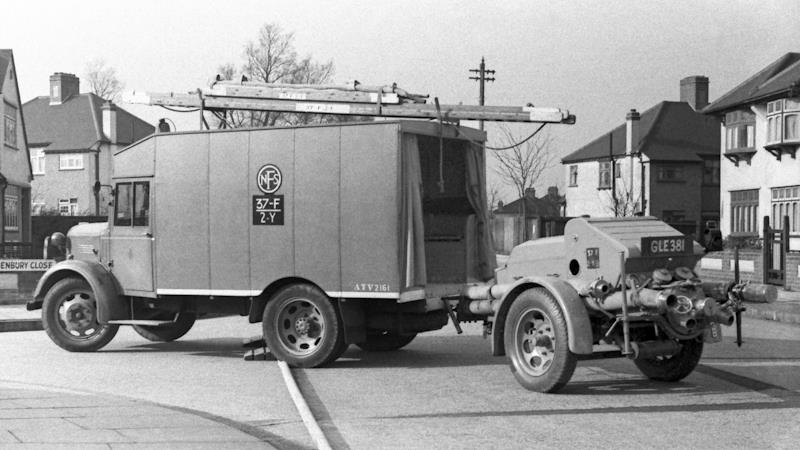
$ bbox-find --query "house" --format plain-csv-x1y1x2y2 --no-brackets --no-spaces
702,52,800,248
23,73,154,215
562,77,721,237
0,49,33,253
492,186,565,253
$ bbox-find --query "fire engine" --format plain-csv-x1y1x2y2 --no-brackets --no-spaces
28,79,775,392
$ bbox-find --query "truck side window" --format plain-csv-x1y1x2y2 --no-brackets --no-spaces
133,182,150,226
114,183,132,226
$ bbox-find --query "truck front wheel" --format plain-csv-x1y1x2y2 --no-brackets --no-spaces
133,312,196,342
633,338,703,382
42,277,119,352
504,288,577,393
263,284,345,367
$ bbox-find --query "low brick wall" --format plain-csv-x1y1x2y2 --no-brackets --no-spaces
0,272,42,305
695,249,800,291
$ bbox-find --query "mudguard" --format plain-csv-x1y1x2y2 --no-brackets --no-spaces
30,260,128,323
492,276,593,356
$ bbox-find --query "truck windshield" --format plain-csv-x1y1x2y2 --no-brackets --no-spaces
114,182,150,227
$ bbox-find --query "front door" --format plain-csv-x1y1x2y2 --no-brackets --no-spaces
108,181,154,293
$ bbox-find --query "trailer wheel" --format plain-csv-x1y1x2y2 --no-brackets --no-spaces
356,332,416,352
633,338,703,382
263,284,345,368
42,277,118,352
504,288,576,393
133,313,196,342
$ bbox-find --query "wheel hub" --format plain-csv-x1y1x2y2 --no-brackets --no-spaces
59,294,97,335
295,316,311,335
517,309,556,376
277,299,324,356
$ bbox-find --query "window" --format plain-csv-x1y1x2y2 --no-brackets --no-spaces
598,161,611,189
657,165,685,182
4,103,16,148
569,165,578,186
724,110,755,151
767,98,800,145
703,159,720,185
31,148,46,175
59,154,84,170
114,182,150,227
730,189,759,234
615,161,622,178
58,198,79,216
4,186,19,231
771,186,800,233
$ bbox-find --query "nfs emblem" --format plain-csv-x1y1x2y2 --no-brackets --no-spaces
257,164,282,194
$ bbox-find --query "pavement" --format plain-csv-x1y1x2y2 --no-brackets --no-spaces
0,383,276,448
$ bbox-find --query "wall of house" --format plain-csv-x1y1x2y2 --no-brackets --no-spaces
0,56,32,243
564,155,647,218
719,104,800,243
33,152,94,214
648,162,704,222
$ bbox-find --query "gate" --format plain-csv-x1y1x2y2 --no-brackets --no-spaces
763,216,790,287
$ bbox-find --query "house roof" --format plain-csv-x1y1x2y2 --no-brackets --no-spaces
561,101,720,164
703,52,800,115
495,194,562,217
0,54,8,93
23,94,154,150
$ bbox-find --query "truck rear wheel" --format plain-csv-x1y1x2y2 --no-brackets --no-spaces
263,284,345,368
42,277,118,352
356,332,416,352
633,338,703,382
504,288,577,393
133,312,196,342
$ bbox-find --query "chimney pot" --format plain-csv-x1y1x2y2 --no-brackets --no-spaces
680,75,709,111
49,72,79,105
525,187,536,198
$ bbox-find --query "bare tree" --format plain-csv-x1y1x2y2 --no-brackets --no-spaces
84,58,123,101
214,23,336,129
600,174,642,217
486,182,502,218
492,125,552,199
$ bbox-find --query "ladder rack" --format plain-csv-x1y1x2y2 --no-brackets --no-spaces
124,79,576,125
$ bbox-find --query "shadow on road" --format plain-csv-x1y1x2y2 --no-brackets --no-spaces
101,338,246,358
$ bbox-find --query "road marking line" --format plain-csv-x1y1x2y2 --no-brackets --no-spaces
703,361,800,367
277,361,332,450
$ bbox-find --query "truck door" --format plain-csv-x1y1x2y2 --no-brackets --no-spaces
109,181,154,293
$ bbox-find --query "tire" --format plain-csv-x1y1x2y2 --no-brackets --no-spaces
356,332,416,352
633,338,704,382
504,288,577,393
42,277,118,352
133,312,196,342
262,284,345,368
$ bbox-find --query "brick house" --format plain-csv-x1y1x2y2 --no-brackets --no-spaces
0,50,33,251
492,186,565,253
702,52,800,249
562,77,721,238
23,73,154,215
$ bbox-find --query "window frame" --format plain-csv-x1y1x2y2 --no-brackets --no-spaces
598,161,612,189
59,153,84,171
3,102,17,148
31,147,46,175
702,158,720,186
3,187,19,232
724,109,756,151
771,185,800,233
58,198,79,216
568,165,578,187
730,189,759,235
656,165,686,183
114,181,150,227
767,98,800,145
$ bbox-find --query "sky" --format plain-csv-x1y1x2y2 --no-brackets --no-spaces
3,0,799,202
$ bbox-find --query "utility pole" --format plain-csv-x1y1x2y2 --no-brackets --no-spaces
469,57,495,130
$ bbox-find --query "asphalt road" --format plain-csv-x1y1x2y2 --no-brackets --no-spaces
2,316,798,449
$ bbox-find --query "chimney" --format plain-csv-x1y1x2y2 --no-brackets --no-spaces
625,109,640,155
49,72,79,105
525,187,536,199
102,101,117,143
547,186,558,198
680,75,709,111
